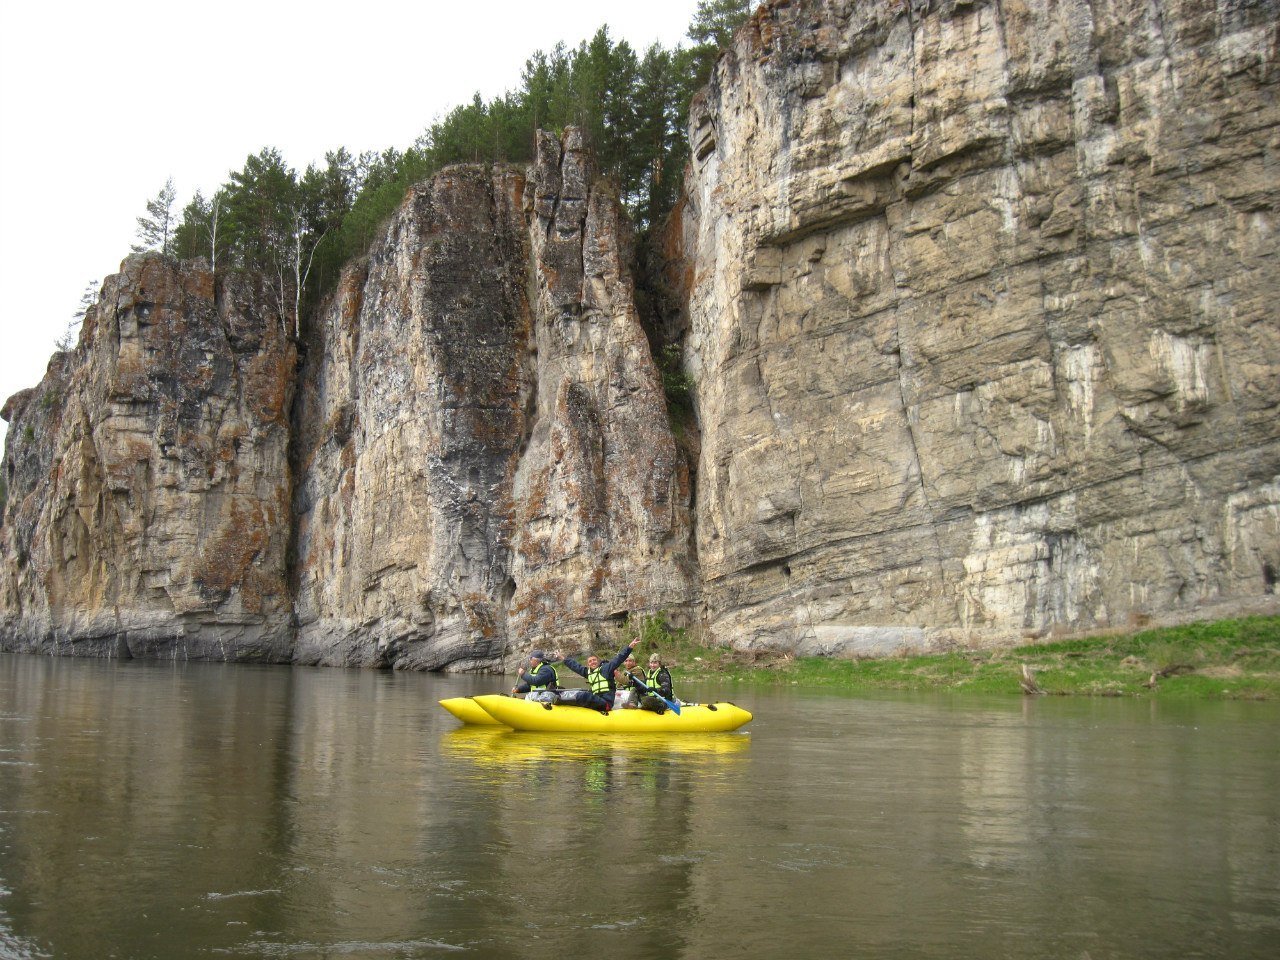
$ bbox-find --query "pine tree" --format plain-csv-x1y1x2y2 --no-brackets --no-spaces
685,0,756,91
635,43,684,227
222,149,298,275
688,0,755,50
129,14,762,326
133,178,178,256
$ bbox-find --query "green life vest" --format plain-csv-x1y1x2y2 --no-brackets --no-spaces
586,666,611,695
529,664,558,691
644,667,672,698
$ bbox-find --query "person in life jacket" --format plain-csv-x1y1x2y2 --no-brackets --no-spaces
614,655,640,708
511,650,561,700
635,652,676,715
561,638,641,713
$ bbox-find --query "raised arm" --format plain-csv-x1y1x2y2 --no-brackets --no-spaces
603,638,642,675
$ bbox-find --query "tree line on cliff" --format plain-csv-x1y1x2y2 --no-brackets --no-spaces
131,2,753,333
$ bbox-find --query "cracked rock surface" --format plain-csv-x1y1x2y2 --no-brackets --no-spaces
0,255,296,659
677,0,1280,652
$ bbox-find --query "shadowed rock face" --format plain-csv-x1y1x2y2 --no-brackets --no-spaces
0,255,296,659
291,143,695,668
510,131,697,650
678,0,1280,653
292,166,537,669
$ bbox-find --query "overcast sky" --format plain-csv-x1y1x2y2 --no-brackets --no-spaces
0,0,700,449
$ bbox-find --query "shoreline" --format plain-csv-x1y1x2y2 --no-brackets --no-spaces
665,615,1280,701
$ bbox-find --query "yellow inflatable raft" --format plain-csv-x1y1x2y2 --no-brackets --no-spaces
439,697,505,725
472,694,752,733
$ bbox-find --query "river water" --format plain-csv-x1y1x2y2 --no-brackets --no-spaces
0,654,1277,959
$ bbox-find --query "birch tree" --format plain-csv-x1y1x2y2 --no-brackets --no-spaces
174,190,225,269
286,207,326,338
206,194,223,271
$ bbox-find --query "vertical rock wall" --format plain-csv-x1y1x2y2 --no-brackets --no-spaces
510,131,697,649
5,1,1278,667
0,255,296,658
291,140,696,667
680,0,1280,652
292,167,535,669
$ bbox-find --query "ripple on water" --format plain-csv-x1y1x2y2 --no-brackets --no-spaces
212,938,467,956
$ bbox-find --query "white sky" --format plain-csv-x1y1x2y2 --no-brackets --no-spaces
0,0,699,448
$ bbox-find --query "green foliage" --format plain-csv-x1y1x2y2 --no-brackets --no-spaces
72,280,99,320
173,191,211,261
169,7,754,326
604,613,1280,701
133,178,178,256
657,343,696,427
698,616,1280,700
222,147,298,272
688,0,755,49
626,611,688,648
683,0,755,93
412,26,689,226
332,147,431,267
634,44,690,224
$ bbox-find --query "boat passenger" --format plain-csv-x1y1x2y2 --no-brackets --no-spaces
614,656,640,708
636,652,676,714
511,650,560,702
561,638,641,713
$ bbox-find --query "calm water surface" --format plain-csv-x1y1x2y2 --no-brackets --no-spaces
0,654,1277,959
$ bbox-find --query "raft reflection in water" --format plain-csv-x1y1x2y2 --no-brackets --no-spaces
443,726,751,762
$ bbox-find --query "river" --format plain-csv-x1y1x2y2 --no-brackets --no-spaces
1,654,1277,959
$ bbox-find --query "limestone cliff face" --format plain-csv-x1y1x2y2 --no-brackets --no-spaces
0,255,295,658
292,166,535,669
0,139,695,668
290,139,695,668
510,131,697,649
679,0,1280,652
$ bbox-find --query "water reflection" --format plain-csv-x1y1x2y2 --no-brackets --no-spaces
441,727,751,763
1,657,1277,960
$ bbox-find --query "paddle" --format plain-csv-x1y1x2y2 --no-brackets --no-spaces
628,674,681,716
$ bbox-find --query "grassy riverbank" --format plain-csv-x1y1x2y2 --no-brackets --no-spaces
655,615,1280,700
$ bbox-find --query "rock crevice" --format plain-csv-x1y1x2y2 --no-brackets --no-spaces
678,0,1280,653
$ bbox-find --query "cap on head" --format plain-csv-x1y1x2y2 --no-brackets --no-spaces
530,650,546,662
648,654,661,665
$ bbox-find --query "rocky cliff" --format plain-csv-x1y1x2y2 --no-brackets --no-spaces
290,133,694,668
2,0,1278,666
0,257,296,658
678,0,1280,652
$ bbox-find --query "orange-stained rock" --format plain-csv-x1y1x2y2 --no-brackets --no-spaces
0,254,296,659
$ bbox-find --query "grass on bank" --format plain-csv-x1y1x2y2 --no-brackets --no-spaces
629,615,1280,701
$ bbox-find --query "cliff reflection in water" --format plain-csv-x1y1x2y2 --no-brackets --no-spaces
435,726,751,947
2,655,1277,960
